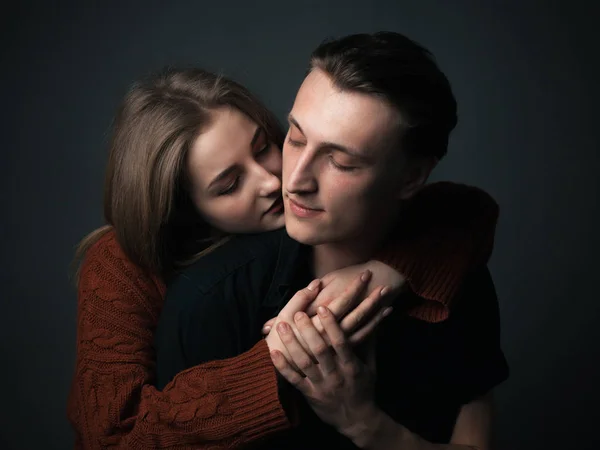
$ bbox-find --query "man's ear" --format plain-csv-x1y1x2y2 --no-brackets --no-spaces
398,156,438,200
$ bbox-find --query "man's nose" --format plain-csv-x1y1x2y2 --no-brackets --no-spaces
286,151,317,194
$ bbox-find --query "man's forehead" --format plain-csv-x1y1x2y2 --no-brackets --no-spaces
291,69,400,154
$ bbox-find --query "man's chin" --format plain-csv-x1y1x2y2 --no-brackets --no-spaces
285,222,324,246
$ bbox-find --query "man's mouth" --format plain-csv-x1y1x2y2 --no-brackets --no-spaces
287,197,323,218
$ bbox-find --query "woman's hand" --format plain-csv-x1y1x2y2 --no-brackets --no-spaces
308,260,406,317
264,271,392,364
263,261,403,344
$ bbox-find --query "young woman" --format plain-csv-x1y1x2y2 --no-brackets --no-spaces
67,68,499,449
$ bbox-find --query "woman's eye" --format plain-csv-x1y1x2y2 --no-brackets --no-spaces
218,177,239,196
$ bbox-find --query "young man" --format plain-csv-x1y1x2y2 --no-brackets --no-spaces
155,32,508,449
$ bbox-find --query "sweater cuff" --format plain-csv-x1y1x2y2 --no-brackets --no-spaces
375,184,499,323
219,339,293,441
381,247,472,323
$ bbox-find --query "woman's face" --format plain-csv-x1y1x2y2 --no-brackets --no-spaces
186,106,285,233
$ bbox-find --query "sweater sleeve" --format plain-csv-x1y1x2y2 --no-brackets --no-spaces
374,182,499,323
67,233,290,449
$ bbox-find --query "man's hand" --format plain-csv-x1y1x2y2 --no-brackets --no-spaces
264,278,322,364
270,305,379,439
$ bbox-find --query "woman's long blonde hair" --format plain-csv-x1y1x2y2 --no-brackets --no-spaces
74,68,285,281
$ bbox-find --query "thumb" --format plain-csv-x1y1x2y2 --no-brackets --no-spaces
280,278,321,315
262,317,276,335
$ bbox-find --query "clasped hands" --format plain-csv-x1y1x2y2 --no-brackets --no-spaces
264,261,404,439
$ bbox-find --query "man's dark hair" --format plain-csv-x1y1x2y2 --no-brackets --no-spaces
310,31,457,160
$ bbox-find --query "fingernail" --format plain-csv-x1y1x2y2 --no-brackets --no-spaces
361,270,372,282
317,306,328,317
382,307,393,317
307,279,320,291
263,326,271,334
380,286,389,296
277,322,290,333
294,311,305,322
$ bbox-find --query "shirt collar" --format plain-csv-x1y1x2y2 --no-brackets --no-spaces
263,231,312,308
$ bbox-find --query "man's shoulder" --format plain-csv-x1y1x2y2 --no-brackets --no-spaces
381,265,501,354
400,181,499,233
377,264,508,406
451,265,499,320
168,228,292,295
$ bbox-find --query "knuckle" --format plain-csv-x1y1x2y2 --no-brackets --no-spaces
331,374,345,389
353,311,364,325
350,330,365,343
296,356,313,372
295,314,309,328
352,360,367,375
350,282,363,294
346,362,361,377
288,373,304,386
270,351,283,365
369,291,382,304
360,324,375,338
339,318,350,332
279,331,294,344
330,337,345,348
312,343,328,358
348,277,363,292
318,312,332,325
296,290,310,300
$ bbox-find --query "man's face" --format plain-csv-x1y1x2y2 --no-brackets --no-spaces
282,68,415,248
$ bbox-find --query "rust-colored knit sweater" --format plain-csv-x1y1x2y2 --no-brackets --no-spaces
67,182,498,449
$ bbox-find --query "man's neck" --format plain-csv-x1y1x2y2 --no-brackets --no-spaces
311,244,368,279
311,226,395,278
310,202,405,278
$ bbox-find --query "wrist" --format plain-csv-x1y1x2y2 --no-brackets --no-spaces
340,404,383,448
343,406,403,449
366,260,406,294
276,372,301,427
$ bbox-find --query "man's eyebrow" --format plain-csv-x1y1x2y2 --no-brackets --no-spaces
207,165,237,190
288,113,369,160
287,114,304,135
322,141,369,160
250,126,263,147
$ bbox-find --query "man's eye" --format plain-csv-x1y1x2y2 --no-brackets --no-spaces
329,155,356,172
287,137,305,147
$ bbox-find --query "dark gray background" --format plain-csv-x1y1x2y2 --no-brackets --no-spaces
2,1,599,449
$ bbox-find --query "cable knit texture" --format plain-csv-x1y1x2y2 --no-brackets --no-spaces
67,181,499,449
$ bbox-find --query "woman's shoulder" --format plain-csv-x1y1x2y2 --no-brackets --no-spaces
79,227,165,296
85,227,122,255
82,228,131,271
75,228,165,358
